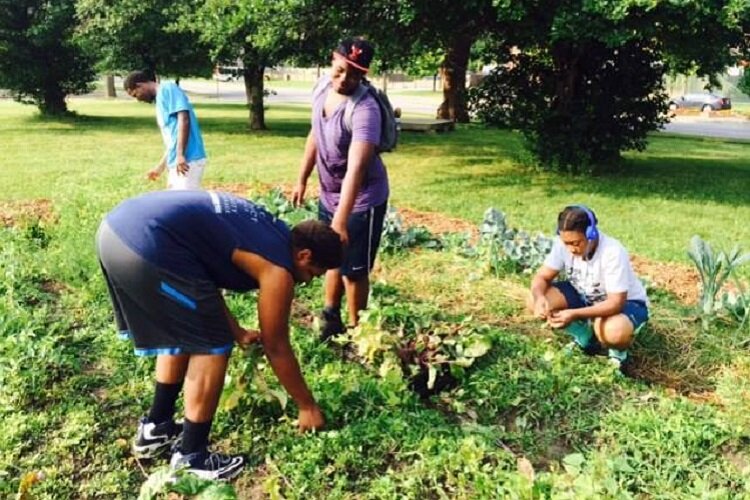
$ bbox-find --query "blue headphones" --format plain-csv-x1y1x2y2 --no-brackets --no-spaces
557,205,599,241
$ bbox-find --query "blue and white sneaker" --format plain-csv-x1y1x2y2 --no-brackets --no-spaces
170,449,245,480
608,348,631,375
132,416,183,458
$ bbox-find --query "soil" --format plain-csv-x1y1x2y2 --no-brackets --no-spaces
397,207,478,236
630,254,700,305
206,181,320,200
0,198,57,227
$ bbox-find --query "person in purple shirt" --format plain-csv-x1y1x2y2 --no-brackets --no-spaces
293,37,390,339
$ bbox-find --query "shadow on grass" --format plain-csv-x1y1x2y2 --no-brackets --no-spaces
16,103,311,138
411,130,750,207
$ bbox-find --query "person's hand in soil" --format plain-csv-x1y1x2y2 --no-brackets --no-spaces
298,404,325,432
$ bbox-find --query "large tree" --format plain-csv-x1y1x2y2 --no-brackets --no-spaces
76,0,213,79
181,0,331,130
470,0,750,173
394,0,498,122
0,0,96,115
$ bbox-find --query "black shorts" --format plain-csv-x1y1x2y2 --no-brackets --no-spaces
96,221,234,357
318,200,387,279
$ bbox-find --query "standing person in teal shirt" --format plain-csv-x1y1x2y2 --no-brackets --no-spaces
124,71,207,189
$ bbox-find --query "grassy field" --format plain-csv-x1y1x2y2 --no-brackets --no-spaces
2,98,750,498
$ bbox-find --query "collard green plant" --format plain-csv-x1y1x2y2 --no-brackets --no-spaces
687,235,750,331
253,187,316,225
479,207,553,276
380,207,442,254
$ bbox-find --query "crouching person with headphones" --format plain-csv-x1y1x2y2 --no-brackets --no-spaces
527,205,649,373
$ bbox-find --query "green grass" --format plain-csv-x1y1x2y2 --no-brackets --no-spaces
4,99,749,263
2,98,750,498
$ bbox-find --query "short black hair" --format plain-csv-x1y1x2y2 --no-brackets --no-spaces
123,70,156,91
291,220,343,270
557,206,597,234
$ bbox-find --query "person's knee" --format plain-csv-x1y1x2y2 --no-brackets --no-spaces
343,271,369,284
599,316,634,349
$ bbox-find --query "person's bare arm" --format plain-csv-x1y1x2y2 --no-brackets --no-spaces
293,130,317,206
232,249,324,430
147,152,168,181
175,110,190,175
220,298,260,348
530,266,559,319
331,141,376,243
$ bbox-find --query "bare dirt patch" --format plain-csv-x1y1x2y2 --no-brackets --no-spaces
0,198,56,228
206,181,320,200
397,207,478,236
631,254,699,305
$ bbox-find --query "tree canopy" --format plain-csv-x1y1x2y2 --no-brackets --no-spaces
0,0,96,115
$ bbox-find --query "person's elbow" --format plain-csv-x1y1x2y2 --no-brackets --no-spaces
606,293,627,313
262,336,291,360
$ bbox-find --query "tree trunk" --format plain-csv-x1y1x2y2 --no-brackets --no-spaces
106,74,117,98
436,34,473,122
39,84,67,116
243,62,266,131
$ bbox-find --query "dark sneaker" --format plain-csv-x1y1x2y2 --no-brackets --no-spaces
133,416,183,459
170,450,245,480
319,307,345,341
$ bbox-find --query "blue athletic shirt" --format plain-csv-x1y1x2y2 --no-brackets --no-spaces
156,82,207,167
105,191,293,291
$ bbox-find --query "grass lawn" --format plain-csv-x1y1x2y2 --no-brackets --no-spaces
2,98,750,498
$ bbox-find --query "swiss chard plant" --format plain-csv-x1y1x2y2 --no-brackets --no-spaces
336,285,493,398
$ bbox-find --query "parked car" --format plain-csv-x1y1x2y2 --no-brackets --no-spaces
213,66,242,82
668,93,731,112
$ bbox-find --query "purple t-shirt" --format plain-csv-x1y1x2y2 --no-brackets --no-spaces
312,79,389,213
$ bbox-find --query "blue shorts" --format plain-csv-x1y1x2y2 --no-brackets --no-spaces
551,281,649,330
318,201,387,279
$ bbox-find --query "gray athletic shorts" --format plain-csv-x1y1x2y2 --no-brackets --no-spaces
96,221,234,357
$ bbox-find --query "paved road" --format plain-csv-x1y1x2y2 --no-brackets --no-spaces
181,79,440,116
660,116,750,141
179,79,750,139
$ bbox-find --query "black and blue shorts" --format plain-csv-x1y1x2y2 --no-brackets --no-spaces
318,201,387,279
96,221,234,357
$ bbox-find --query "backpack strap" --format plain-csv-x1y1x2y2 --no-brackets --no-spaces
343,83,369,133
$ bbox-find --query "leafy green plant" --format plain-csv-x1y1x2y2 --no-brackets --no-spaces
479,208,553,276
253,187,316,225
380,207,442,254
337,286,493,398
687,235,750,330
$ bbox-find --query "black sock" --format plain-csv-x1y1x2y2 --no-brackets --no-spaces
181,418,212,455
148,381,182,424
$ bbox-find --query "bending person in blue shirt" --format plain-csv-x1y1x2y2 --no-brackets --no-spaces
124,71,207,189
96,190,343,480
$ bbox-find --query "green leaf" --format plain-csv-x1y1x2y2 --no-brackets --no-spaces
463,338,491,358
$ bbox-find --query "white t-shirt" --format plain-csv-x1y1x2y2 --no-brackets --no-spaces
543,232,648,305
